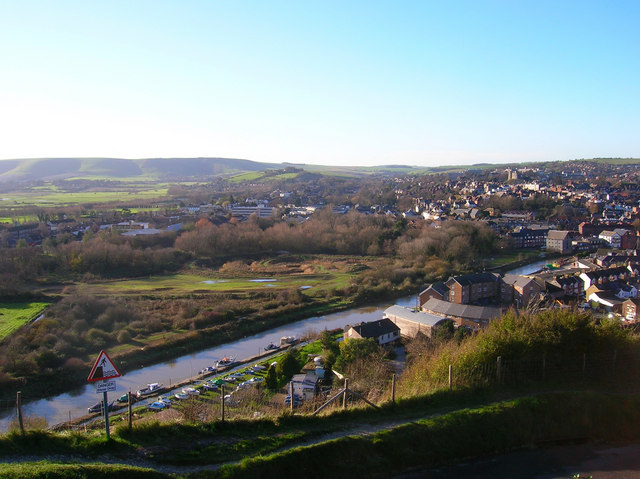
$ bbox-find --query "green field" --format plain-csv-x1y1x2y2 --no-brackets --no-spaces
6,187,169,207
80,271,351,296
0,302,49,339
0,215,38,224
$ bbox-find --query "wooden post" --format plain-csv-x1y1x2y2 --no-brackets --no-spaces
448,365,453,391
496,356,502,384
103,391,110,440
127,391,132,431
221,385,225,422
542,352,546,381
391,374,396,405
582,352,587,379
16,391,24,435
342,378,349,409
289,381,294,414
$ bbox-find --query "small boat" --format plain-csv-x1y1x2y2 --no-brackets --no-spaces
252,364,266,371
174,392,189,400
202,382,219,391
88,401,115,414
117,393,137,404
280,336,296,346
136,383,165,398
223,377,236,383
182,387,200,396
199,365,217,375
264,342,279,351
147,401,166,411
158,396,172,406
216,356,237,368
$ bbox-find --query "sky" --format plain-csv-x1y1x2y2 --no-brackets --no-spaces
0,1,638,167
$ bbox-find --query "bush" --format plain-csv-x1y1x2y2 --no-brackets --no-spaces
117,330,132,344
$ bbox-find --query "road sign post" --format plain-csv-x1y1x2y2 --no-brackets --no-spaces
96,379,117,393
88,350,121,440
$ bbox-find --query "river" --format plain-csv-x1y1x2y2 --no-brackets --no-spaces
0,258,549,431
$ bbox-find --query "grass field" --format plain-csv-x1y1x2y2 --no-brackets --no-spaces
0,302,49,340
484,249,543,267
228,171,299,184
0,215,38,224
6,188,169,207
79,271,352,297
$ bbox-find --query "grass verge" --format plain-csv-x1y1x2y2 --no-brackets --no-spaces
0,461,167,478
0,302,49,340
204,391,640,478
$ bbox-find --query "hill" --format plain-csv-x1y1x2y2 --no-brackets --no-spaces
0,157,283,182
1,156,639,183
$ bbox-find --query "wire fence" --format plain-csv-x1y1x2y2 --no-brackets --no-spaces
4,348,640,433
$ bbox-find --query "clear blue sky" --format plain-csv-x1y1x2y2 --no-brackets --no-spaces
1,1,638,167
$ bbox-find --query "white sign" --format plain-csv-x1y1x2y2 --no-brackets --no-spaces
96,379,117,393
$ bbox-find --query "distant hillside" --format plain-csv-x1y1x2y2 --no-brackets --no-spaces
0,157,282,182
1,157,638,183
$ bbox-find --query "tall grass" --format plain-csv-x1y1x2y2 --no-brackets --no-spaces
210,391,640,479
0,462,168,479
399,309,638,397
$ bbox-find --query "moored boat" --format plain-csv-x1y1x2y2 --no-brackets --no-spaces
147,401,166,411
135,383,165,398
182,387,200,396
88,401,115,414
216,356,237,368
280,336,297,346
199,365,217,375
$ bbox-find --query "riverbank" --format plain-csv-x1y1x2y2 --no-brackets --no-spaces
1,252,556,418
1,285,417,414
51,342,294,431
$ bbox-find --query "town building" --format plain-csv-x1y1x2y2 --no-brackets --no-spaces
444,272,500,305
343,318,401,346
546,230,574,254
383,305,449,338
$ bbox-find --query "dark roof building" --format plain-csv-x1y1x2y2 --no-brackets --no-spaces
344,318,401,346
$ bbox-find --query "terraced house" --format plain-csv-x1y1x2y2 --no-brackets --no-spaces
445,272,501,305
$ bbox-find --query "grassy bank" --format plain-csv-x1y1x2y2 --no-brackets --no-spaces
2,390,640,478
0,462,167,479
208,391,640,479
0,302,49,340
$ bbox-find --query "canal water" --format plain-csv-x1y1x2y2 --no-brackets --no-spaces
0,258,549,431
0,296,417,430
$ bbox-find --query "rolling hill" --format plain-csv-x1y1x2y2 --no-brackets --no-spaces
0,157,283,182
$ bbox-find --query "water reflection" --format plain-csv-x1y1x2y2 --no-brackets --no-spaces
0,295,415,431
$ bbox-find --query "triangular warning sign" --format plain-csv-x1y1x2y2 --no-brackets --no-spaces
88,350,122,382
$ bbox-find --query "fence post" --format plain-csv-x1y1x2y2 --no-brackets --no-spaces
289,381,294,414
542,352,546,381
343,378,349,409
391,374,396,405
582,353,587,379
448,365,453,391
496,356,502,384
16,391,24,435
127,391,132,431
221,385,225,422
